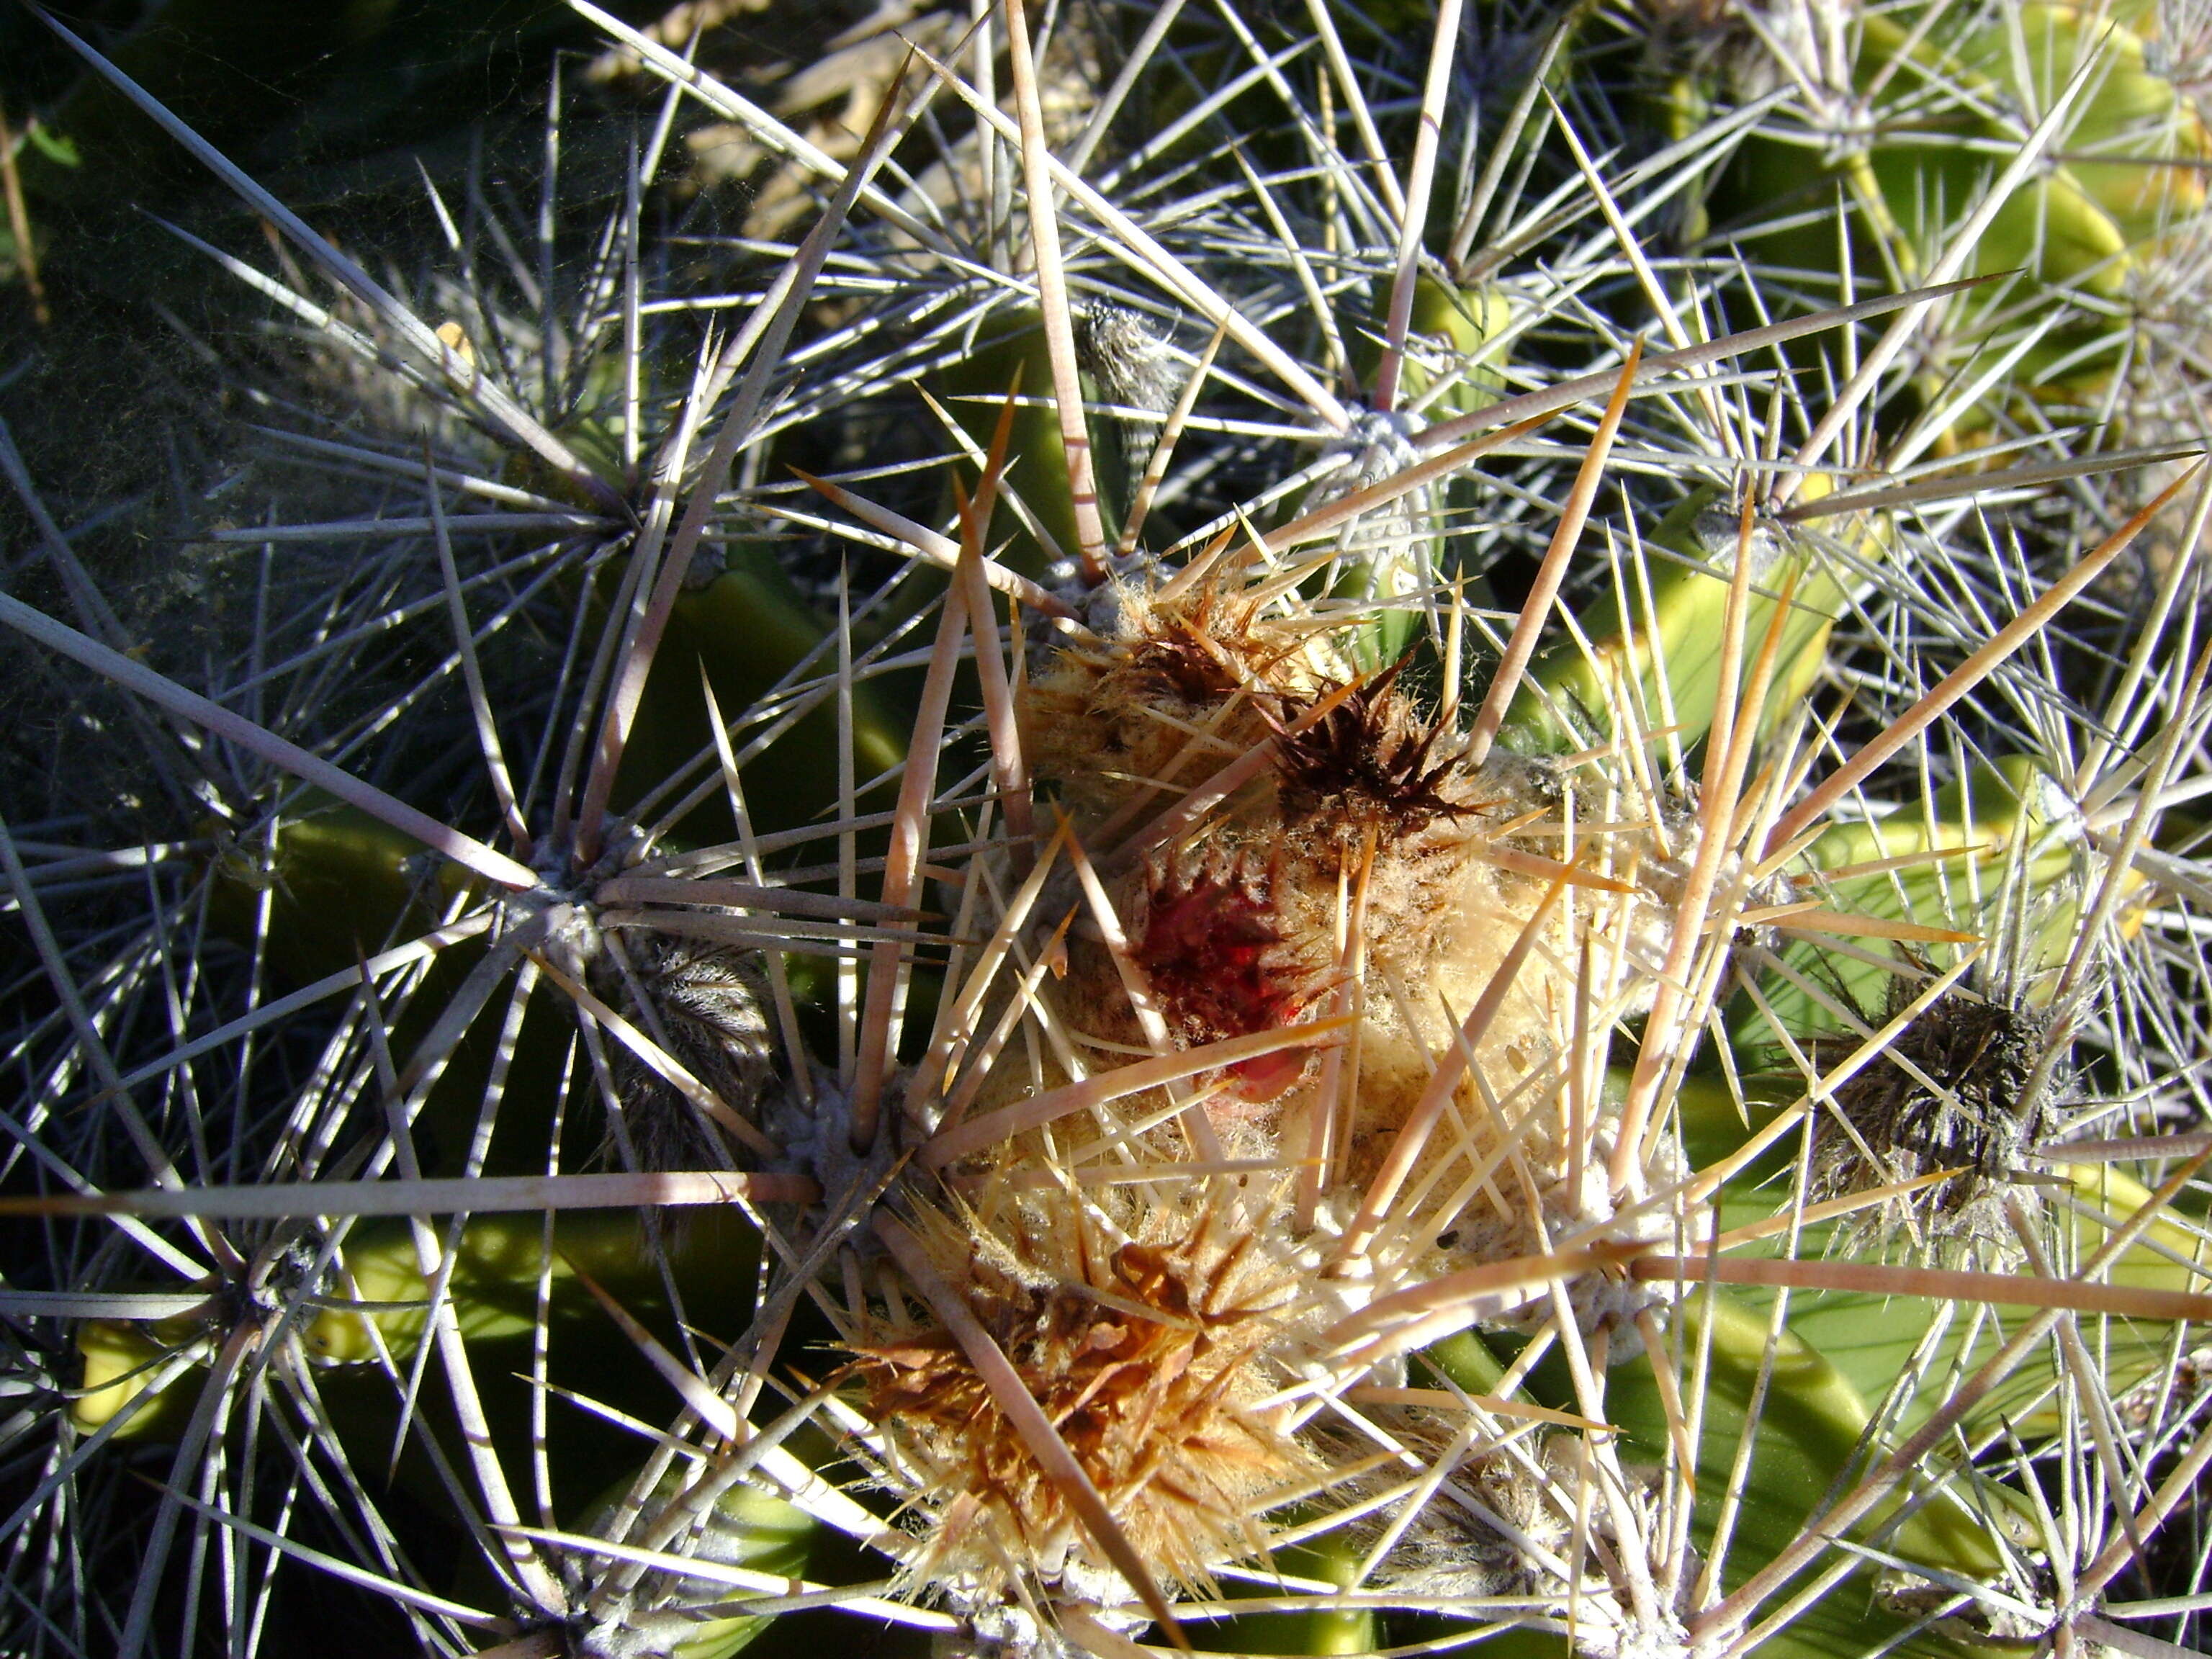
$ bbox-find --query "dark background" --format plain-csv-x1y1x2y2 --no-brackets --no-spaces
0,0,873,572
1,1,655,559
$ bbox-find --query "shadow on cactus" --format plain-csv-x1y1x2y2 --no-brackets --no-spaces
6,4,2212,1659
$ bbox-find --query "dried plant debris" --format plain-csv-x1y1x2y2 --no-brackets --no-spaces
1814,979,2059,1244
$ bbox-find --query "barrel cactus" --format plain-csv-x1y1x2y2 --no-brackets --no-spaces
4,3,2212,1659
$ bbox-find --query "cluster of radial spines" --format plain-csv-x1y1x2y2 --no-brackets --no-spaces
0,19,993,1658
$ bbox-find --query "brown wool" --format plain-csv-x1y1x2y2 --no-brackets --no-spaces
1021,575,1340,826
848,1191,1321,1599
600,938,778,1174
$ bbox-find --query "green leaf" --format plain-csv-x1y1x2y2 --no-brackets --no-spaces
27,122,81,167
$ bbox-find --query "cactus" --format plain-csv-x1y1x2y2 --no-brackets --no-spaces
6,4,2212,1659
1632,0,2212,534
